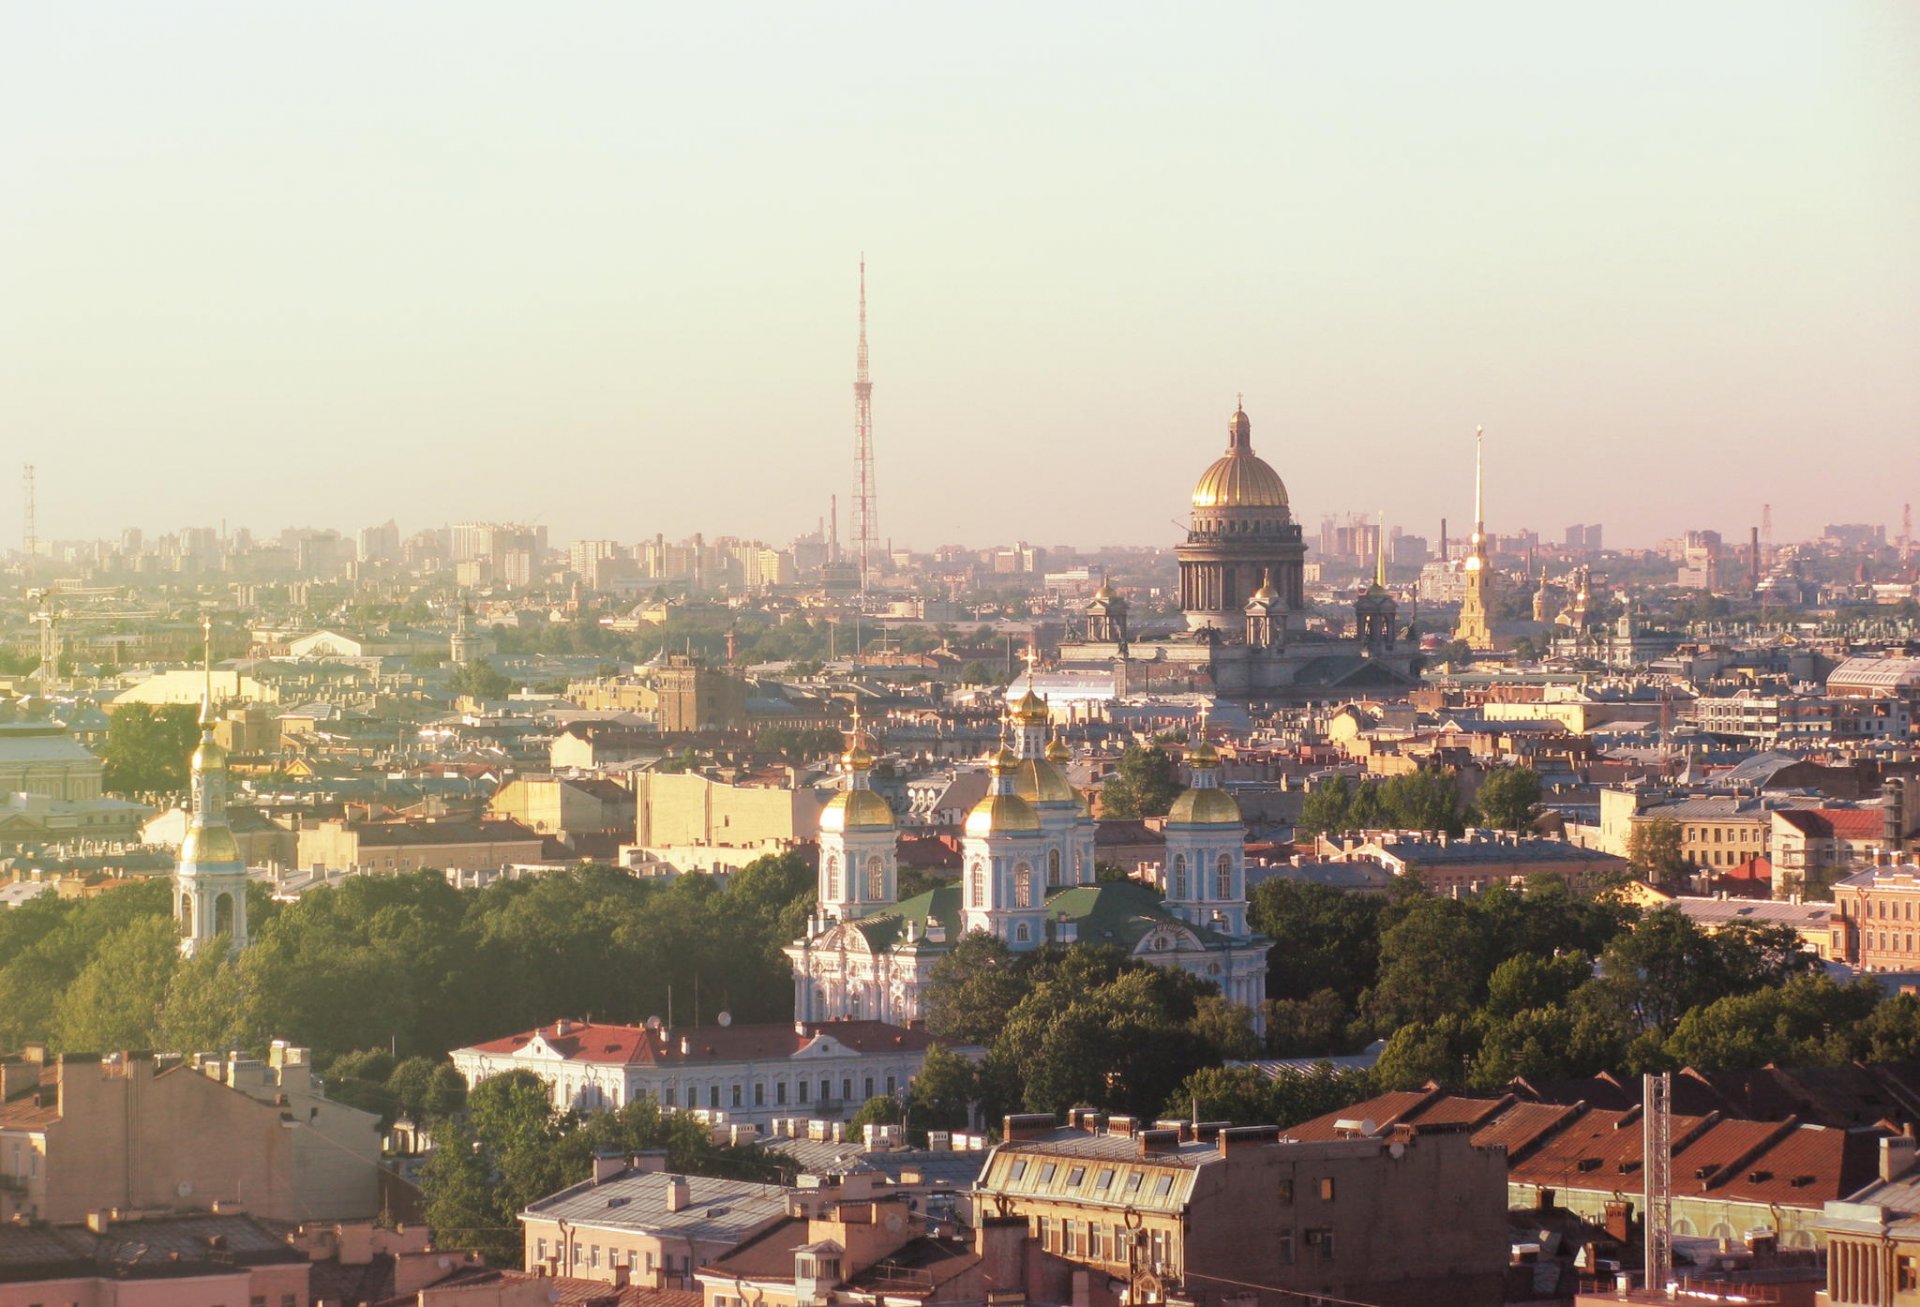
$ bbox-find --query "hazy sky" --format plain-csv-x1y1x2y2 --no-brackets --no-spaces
3,2,1915,553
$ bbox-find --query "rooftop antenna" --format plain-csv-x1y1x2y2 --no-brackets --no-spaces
852,258,878,596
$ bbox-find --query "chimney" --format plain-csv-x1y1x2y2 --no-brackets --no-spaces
1003,1114,1057,1142
592,1152,626,1184
632,1149,669,1174
1138,1128,1181,1156
1882,1136,1919,1184
665,1175,691,1212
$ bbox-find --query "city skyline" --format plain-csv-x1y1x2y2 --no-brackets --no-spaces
3,3,1915,549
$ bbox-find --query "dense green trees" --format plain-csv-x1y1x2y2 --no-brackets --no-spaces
1474,766,1542,830
102,703,203,793
421,1071,785,1264
1293,768,1468,837
448,657,513,700
0,853,816,1065
1627,818,1688,885
1098,746,1181,819
921,938,1252,1121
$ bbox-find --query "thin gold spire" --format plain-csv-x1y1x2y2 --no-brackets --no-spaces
1375,509,1388,589
199,615,215,729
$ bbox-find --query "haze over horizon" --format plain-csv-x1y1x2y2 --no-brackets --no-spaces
3,2,1915,554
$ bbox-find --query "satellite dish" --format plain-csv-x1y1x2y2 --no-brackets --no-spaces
717,1011,732,1027
176,1181,193,1198
1359,1118,1378,1138
645,1015,662,1030
1389,1141,1406,1159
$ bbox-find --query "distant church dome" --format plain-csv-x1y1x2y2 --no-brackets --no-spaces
1191,405,1289,509
1166,787,1242,826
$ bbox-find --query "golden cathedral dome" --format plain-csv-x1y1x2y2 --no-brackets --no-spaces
1191,406,1289,509
820,788,895,832
1187,737,1221,769
1166,787,1243,826
1011,757,1076,805
181,821,241,865
1044,736,1072,766
964,792,1043,837
987,745,1021,775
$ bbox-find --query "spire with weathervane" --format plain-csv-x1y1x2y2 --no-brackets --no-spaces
175,616,248,957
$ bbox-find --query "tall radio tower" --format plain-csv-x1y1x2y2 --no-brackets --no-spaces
852,259,878,594
21,465,36,562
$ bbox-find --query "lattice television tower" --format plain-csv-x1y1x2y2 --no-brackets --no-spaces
852,259,878,594
1643,1071,1673,1293
21,464,36,561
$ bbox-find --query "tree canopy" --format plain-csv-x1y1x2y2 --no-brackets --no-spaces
1099,746,1181,819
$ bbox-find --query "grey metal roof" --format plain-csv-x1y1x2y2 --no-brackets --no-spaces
521,1169,790,1243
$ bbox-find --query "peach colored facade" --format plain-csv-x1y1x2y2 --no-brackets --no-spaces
0,1043,379,1225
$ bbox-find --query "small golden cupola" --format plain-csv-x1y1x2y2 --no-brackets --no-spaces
820,708,895,833
966,745,1042,836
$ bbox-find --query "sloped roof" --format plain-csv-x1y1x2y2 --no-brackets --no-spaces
462,1019,937,1068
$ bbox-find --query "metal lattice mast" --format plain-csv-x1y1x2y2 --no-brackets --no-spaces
21,464,36,561
1644,1071,1673,1292
852,259,877,595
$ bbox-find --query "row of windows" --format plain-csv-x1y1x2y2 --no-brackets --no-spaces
823,854,888,901
559,1073,897,1111
536,1239,685,1275
1685,826,1760,845
1170,852,1237,900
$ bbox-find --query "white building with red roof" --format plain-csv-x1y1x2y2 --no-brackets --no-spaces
449,1018,944,1125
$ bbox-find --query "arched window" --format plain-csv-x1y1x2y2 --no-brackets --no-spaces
1015,922,1030,943
1014,863,1033,908
1173,854,1188,899
1048,849,1061,887
1215,853,1233,900
969,860,985,907
179,894,193,937
866,856,886,901
213,892,234,936
825,855,840,900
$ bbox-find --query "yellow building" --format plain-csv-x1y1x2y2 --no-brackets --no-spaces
630,770,831,849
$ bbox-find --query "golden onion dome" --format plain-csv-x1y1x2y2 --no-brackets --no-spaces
181,822,241,865
1166,787,1243,826
1246,571,1281,608
1010,687,1049,725
820,788,895,832
1091,574,1117,603
841,731,877,772
1044,736,1072,766
191,736,228,771
988,745,1021,776
965,792,1042,837
1187,737,1221,768
1011,757,1076,806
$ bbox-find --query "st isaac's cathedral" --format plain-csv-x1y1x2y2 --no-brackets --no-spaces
1064,402,1424,700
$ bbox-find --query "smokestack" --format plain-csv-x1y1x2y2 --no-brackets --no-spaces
1440,517,1448,562
1750,526,1760,588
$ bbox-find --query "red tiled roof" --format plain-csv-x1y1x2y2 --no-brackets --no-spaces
461,1018,938,1067
1823,809,1890,841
